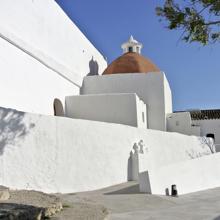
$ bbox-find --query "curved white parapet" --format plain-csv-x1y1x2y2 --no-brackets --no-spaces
0,107,213,194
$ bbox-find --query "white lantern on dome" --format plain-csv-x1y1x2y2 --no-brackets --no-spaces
121,35,143,54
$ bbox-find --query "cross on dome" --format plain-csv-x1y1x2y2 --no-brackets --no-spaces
121,35,143,54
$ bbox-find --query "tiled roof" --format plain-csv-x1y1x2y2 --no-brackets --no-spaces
190,109,220,120
102,52,160,75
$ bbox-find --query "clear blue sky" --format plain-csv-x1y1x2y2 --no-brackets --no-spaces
55,0,220,111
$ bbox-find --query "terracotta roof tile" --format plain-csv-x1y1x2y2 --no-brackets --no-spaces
190,109,220,120
103,52,160,75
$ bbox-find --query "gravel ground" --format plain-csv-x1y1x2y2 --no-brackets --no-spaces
0,189,62,219
2,182,220,220
50,201,108,220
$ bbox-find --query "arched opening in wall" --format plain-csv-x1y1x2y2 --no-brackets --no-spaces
53,98,64,116
206,133,215,141
128,47,133,52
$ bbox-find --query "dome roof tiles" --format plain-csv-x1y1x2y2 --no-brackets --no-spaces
103,52,160,75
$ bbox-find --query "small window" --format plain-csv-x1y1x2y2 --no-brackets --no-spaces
176,121,179,126
128,47,133,52
206,133,215,140
142,112,145,123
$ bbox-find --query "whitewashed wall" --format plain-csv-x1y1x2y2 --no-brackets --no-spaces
167,112,200,136
167,113,220,152
0,37,77,115
138,135,216,194
0,107,212,193
144,153,220,195
193,119,220,152
163,76,173,122
65,93,147,128
0,0,107,115
136,97,147,128
81,72,172,131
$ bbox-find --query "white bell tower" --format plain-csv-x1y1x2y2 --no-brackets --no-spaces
121,36,143,54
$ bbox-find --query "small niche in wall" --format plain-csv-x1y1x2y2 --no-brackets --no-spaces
53,98,64,116
142,112,145,123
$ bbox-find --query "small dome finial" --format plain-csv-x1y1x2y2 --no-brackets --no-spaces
121,36,143,54
129,35,134,41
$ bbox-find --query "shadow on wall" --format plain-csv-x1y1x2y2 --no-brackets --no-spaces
87,57,99,76
128,140,147,181
127,151,133,181
53,98,64,117
185,136,215,159
213,217,220,220
0,107,35,155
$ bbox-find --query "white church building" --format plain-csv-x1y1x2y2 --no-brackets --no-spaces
65,35,220,151
66,36,172,131
0,0,220,195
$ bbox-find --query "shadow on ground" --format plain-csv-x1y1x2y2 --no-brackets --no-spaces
0,203,44,219
104,184,144,195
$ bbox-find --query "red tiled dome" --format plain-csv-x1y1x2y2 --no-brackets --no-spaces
103,52,160,75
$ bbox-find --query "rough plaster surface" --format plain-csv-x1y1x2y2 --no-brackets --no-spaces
0,0,107,115
0,107,212,194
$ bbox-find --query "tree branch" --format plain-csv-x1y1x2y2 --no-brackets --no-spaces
204,20,220,25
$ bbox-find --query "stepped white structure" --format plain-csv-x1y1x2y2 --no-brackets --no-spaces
0,0,219,195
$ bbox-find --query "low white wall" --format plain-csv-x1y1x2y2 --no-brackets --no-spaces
0,0,107,115
81,73,172,131
167,112,200,136
193,119,220,152
65,93,147,128
145,153,220,195
0,107,212,193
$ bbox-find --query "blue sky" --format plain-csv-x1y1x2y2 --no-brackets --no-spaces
55,0,220,111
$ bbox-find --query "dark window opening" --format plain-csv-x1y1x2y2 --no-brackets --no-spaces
206,133,215,141
128,47,133,52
